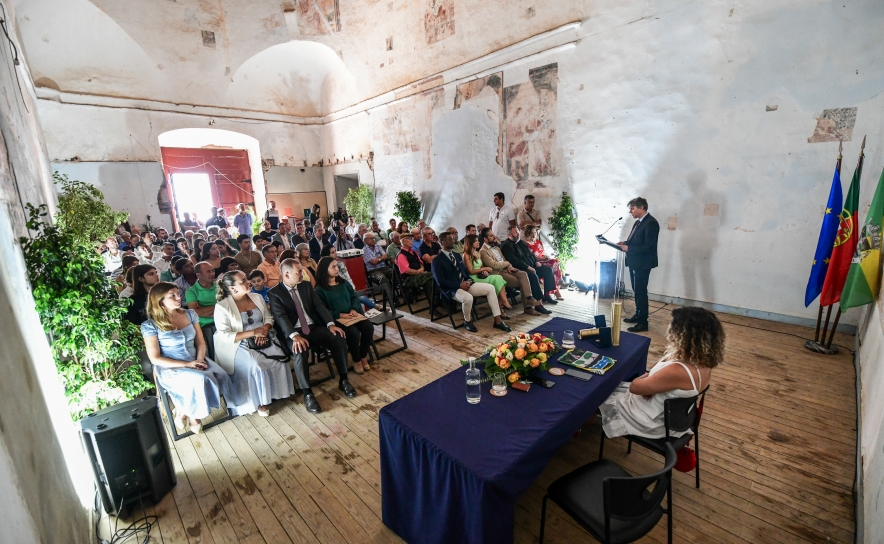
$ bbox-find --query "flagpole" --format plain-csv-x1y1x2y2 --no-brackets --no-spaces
812,140,842,346
813,305,823,343
825,310,842,349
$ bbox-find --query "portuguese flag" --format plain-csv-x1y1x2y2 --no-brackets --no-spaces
820,155,862,306
841,168,884,310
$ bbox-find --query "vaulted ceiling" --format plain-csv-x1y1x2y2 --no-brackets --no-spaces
15,0,584,118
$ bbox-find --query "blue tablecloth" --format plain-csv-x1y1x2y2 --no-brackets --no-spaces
379,317,651,544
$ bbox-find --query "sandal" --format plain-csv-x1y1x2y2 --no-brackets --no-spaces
362,361,371,371
257,407,270,417
189,419,203,435
353,361,365,374
174,413,188,431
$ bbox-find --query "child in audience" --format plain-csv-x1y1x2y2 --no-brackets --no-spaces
249,270,270,303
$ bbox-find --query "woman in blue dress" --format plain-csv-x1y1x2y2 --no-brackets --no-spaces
141,282,235,434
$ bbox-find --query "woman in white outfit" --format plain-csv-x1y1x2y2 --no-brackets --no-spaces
599,306,724,440
213,271,295,416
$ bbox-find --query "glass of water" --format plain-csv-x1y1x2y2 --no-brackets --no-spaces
562,330,576,349
492,373,506,395
466,358,481,404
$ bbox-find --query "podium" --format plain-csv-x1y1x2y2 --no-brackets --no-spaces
594,235,627,314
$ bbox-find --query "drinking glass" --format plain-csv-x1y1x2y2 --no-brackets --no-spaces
562,330,576,349
492,373,506,395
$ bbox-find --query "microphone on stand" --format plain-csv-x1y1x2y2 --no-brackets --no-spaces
597,217,623,240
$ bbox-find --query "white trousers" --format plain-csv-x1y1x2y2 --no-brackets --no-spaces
453,282,500,321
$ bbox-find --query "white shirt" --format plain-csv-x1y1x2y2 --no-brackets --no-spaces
489,203,516,241
345,224,358,236
286,284,334,338
152,256,172,275
103,250,123,274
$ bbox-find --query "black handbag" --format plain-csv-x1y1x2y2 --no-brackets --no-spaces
246,333,290,361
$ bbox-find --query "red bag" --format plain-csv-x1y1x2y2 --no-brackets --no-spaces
674,445,697,472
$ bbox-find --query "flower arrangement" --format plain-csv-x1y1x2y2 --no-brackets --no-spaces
483,332,560,386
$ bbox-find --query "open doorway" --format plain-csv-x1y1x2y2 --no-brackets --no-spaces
334,173,359,211
170,173,215,228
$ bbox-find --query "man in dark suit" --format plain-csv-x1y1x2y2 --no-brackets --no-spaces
268,258,356,413
431,232,511,333
500,225,557,310
618,197,660,332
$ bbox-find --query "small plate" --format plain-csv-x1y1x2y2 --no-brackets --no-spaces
548,367,565,376
490,388,508,397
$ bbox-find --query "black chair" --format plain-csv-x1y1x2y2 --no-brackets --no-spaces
154,376,233,441
392,266,432,315
541,443,677,544
359,283,408,359
598,390,705,489
201,323,217,360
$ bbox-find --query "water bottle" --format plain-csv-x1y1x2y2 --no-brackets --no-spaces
466,358,481,404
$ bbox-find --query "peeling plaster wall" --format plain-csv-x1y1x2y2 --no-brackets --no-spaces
856,299,884,542
324,0,884,327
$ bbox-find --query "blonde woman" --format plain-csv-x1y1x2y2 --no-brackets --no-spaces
142,282,235,434
295,243,318,287
213,271,295,417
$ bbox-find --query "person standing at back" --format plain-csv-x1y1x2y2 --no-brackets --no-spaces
264,200,281,230
233,203,253,237
617,197,660,332
488,192,516,243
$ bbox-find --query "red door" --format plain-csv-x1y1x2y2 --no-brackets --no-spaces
160,147,253,231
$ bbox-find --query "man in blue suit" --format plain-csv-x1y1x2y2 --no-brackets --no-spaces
431,232,512,333
617,197,660,332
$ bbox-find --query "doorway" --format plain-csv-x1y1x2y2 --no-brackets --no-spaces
170,173,215,226
334,174,359,211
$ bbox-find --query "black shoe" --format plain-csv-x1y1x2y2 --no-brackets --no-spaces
339,379,357,398
303,392,321,413
623,315,640,323
542,296,558,305
535,305,552,315
464,321,478,333
493,321,512,332
627,323,649,332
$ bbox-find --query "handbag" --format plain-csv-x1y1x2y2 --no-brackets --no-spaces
246,333,290,361
674,445,697,472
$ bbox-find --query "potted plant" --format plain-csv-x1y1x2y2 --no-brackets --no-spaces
549,191,579,269
394,190,423,226
343,184,373,226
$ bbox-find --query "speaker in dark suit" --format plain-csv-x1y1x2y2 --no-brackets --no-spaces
619,198,660,331
268,259,356,413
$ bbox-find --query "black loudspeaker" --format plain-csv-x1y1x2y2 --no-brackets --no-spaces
80,396,176,516
598,261,617,298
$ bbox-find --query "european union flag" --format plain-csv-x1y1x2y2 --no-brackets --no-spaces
805,166,843,306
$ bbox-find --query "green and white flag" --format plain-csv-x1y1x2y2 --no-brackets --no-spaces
841,168,884,310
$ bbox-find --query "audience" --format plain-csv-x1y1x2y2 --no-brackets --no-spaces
396,233,434,303
387,218,398,239
233,203,253,237
219,257,240,275
479,228,545,315
258,221,276,242
125,265,159,325
256,244,281,288
309,224,325,261
396,221,410,235
234,234,263,275
273,221,292,251
354,224,369,249
447,227,463,254
309,204,321,226
185,262,218,328
142,282,234,434
180,212,199,232
462,234,512,316
135,241,154,264
153,243,175,275
191,239,207,266
116,255,140,295
517,194,543,232
173,259,196,300
201,241,223,275
103,236,123,274
345,217,358,237
488,192,516,242
370,219,387,242
213,271,294,417
291,222,309,247
411,227,423,254
362,232,391,286
219,228,239,252
431,232,511,333
320,245,380,311
206,207,229,229
523,225,564,300
315,257,376,374
500,225,558,306
215,239,236,258
599,307,723,439
264,201,281,230
295,243,318,287
418,227,442,265
268,258,357,414
249,270,270,302
387,232,402,261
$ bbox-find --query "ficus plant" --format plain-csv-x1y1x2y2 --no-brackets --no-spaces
20,179,151,419
343,184,373,226
394,190,423,226
549,191,579,269
54,172,129,246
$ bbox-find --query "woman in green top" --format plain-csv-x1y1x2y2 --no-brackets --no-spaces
315,257,376,374
463,234,512,317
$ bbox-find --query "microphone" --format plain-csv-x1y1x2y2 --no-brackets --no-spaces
598,217,623,238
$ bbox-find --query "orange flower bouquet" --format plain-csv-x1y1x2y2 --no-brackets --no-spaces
482,332,560,386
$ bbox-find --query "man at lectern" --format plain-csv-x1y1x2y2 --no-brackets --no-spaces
617,197,659,332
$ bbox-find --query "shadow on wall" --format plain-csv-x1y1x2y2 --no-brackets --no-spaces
678,169,724,304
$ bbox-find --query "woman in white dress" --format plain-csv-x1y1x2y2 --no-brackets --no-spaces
599,307,725,439
213,271,295,416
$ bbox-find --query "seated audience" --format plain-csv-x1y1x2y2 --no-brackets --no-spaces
418,227,442,265
462,224,477,245
332,224,355,251
362,233,391,286
278,249,297,262
234,234,263,275
118,232,133,252
185,262,218,327
173,258,196,299
431,232,511,333
447,227,463,254
370,219,387,242
272,221,293,251
479,228,544,316
600,307,724,439
135,241,154,264
258,221,276,242
291,222,309,247
268,259,357,414
213,271,294,416
396,232,433,302
219,228,239,252
386,218,398,239
116,255,140,295
320,245,379,310
523,225,564,300
161,256,183,283
103,236,123,274
142,282,235,434
387,232,402,261
252,235,269,252
309,224,325,261
125,265,159,325
353,224,369,249
191,239,206,266
345,217,358,237
295,243,318,287
201,241,224,275
463,234,511,316
256,244,281,288
173,238,190,260
218,257,240,276
249,270,270,302
410,227,423,254
153,242,176,276
215,239,236,258
500,225,558,306
315,257,376,374
396,221,410,235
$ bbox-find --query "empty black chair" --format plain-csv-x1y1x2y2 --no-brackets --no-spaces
359,283,408,359
599,390,704,489
541,443,677,544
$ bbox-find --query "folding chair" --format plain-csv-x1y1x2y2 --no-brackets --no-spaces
360,283,407,359
154,375,233,441
393,266,431,315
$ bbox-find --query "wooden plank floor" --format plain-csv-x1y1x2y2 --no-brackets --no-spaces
100,293,857,544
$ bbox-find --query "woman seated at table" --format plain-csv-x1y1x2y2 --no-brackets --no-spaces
315,256,376,374
522,225,564,300
599,307,724,439
462,234,512,317
295,243,318,287
213,271,295,416
142,282,235,434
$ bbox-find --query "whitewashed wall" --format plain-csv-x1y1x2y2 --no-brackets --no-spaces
856,299,884,543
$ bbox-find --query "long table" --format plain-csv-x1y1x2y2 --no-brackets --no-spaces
379,317,651,544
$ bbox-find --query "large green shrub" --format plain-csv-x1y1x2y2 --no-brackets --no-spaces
549,191,579,269
344,184,373,225
394,190,423,226
54,172,128,245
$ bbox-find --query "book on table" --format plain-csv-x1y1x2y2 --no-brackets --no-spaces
557,348,616,375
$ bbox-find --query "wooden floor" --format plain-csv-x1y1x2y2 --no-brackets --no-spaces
100,293,857,544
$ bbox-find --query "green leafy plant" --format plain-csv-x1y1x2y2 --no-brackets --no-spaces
54,172,129,245
20,202,151,420
343,184,373,226
549,191,579,269
248,205,262,235
394,190,423,226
